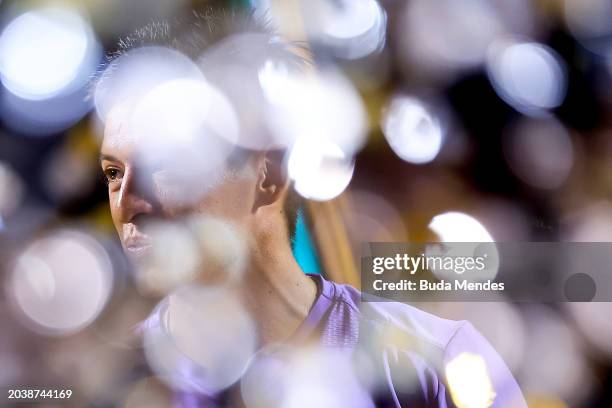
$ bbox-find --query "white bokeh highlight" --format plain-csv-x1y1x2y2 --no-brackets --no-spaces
288,137,355,201
262,69,368,155
487,40,567,116
143,286,257,394
0,7,99,100
8,230,113,335
301,0,386,60
399,0,505,76
429,212,495,242
382,96,443,164
428,212,499,282
94,46,204,122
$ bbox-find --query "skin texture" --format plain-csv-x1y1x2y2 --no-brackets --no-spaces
100,103,317,345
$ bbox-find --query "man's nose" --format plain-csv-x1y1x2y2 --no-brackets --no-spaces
115,167,155,223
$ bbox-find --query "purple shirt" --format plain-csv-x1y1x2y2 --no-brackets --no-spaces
291,274,527,408
175,274,527,407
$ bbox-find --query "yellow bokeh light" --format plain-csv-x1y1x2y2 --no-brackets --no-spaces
445,352,496,408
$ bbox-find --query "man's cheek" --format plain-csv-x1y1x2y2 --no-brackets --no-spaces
151,168,225,211
152,180,201,216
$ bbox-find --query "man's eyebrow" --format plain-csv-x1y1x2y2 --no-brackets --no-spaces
99,154,121,164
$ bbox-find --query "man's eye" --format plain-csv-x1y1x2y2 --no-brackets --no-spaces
103,168,122,183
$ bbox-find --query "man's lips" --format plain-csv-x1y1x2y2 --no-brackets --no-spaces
124,238,152,256
122,223,154,258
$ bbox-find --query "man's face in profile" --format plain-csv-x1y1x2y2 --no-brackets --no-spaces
99,96,259,290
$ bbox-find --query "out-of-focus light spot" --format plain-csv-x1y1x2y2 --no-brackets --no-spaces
566,302,612,360
129,217,247,296
445,352,496,408
563,202,612,241
288,137,355,201
487,40,567,116
428,212,499,281
0,6,100,135
564,0,612,56
382,96,443,164
281,349,373,408
262,69,367,155
301,0,386,60
0,162,24,218
429,212,495,242
131,221,201,296
127,78,239,207
432,299,526,372
143,286,257,393
241,345,292,408
488,0,537,37
520,306,592,406
188,216,247,285
8,230,113,335
504,118,574,190
94,46,204,122
399,0,505,77
564,0,612,37
0,7,99,100
258,59,291,104
242,346,373,408
131,78,239,149
197,33,300,151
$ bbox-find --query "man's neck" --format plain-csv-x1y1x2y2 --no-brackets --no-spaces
237,245,318,346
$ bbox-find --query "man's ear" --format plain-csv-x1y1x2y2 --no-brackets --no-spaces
253,149,288,211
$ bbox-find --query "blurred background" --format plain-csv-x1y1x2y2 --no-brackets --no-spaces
0,0,612,407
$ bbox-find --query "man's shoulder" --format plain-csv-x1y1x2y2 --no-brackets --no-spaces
327,279,527,408
329,279,467,352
